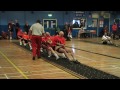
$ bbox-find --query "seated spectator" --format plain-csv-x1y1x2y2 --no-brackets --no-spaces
17,28,23,45
102,33,113,44
78,27,85,38
1,31,9,39
22,32,32,50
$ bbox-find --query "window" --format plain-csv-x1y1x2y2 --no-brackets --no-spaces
72,18,87,29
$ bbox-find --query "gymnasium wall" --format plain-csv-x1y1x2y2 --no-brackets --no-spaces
0,11,119,38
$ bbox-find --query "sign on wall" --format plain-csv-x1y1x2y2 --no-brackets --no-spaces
92,13,99,18
43,19,57,29
74,11,85,17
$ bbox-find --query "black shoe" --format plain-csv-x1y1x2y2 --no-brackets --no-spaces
69,61,74,64
32,57,35,60
38,56,41,59
72,60,80,64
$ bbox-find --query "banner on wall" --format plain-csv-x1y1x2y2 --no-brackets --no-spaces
103,13,110,18
92,13,99,18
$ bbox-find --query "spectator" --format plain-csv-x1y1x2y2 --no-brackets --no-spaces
8,20,14,40
24,22,30,34
15,19,20,39
112,22,118,39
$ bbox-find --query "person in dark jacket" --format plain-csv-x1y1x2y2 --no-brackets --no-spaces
112,22,118,39
15,19,20,39
64,22,71,41
8,20,14,40
24,22,30,34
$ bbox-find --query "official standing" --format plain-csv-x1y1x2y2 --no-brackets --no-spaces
8,20,14,40
29,20,45,60
24,22,30,34
112,22,118,39
15,19,20,39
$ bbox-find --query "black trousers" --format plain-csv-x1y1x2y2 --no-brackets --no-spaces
16,29,18,39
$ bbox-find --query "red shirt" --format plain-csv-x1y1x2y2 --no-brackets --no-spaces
22,34,29,40
17,29,23,36
112,24,117,31
2,32,8,39
41,37,46,44
45,35,55,46
54,35,66,46
104,29,107,33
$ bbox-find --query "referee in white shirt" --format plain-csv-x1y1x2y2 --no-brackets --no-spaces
29,20,45,60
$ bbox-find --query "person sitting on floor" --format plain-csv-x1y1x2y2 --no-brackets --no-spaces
17,28,23,45
1,31,9,39
53,31,80,64
44,32,60,60
102,33,113,44
22,31,32,50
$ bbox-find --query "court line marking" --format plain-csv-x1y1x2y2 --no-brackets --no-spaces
76,54,97,61
1,74,76,79
111,66,120,69
6,75,25,78
0,69,73,76
0,69,65,76
66,43,120,59
0,63,59,68
0,71,78,79
0,72,28,75
0,50,28,79
0,77,7,79
4,74,9,79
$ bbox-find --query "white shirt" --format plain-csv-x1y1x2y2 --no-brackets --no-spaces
30,23,44,36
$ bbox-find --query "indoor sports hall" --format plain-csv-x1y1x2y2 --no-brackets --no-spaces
0,11,120,79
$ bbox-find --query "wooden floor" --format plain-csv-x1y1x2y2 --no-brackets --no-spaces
66,38,120,77
0,38,120,79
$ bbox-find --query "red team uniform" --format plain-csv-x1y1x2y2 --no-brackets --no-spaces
22,33,30,43
54,35,65,46
17,29,23,37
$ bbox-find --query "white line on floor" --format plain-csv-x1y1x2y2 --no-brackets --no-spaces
0,71,28,75
4,74,9,79
76,54,97,61
111,65,120,69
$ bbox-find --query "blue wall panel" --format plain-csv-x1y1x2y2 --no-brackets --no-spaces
0,11,120,38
